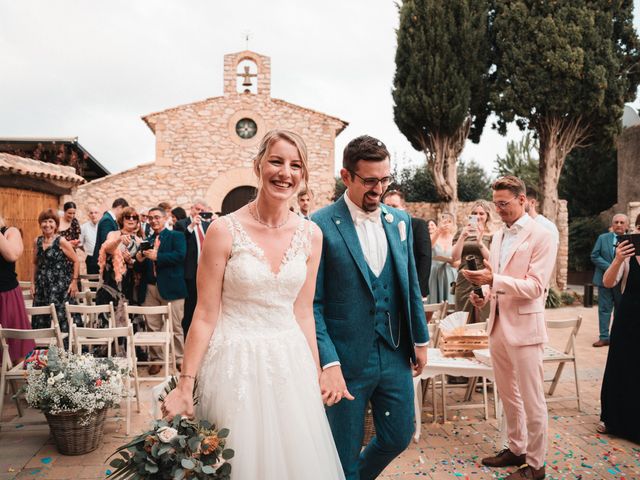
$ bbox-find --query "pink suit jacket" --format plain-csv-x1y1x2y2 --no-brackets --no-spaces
485,218,558,346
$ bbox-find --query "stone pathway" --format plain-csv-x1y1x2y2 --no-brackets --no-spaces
1,305,638,479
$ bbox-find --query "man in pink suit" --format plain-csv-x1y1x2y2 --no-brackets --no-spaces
463,176,557,480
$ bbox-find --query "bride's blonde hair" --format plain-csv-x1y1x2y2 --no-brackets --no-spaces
253,130,309,192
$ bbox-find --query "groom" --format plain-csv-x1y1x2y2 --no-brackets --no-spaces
313,135,429,479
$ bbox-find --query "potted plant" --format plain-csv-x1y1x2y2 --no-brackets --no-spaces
23,346,128,455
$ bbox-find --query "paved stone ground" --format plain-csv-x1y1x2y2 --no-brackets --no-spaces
1,305,639,479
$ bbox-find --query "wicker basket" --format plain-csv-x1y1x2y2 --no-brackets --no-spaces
362,403,376,446
439,328,489,357
44,408,108,455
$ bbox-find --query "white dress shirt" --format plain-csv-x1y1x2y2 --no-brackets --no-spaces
499,213,531,272
344,192,388,277
79,221,98,256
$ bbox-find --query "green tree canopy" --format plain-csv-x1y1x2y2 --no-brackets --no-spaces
494,132,540,189
491,0,640,221
393,0,491,206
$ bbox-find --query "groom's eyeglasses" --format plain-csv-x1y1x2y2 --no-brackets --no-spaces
349,170,393,189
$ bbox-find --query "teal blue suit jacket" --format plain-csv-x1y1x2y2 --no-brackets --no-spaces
591,231,616,287
312,196,428,379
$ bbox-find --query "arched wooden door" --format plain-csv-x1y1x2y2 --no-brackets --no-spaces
221,186,257,215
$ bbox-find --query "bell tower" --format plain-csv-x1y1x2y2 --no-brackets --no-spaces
223,50,271,97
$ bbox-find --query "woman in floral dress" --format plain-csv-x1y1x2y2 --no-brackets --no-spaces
31,208,80,333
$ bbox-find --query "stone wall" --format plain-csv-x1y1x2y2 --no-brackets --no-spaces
71,94,344,217
405,200,569,289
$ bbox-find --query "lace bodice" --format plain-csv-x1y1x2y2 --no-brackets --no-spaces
217,214,313,335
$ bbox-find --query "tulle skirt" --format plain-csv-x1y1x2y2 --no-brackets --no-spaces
0,286,35,363
197,322,344,480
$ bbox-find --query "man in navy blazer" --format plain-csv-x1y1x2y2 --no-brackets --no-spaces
590,214,629,347
136,206,187,374
94,198,128,258
313,136,428,480
174,200,212,338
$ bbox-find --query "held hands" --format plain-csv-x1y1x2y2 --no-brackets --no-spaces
411,345,428,377
68,279,78,296
320,365,355,407
161,385,195,421
615,240,636,261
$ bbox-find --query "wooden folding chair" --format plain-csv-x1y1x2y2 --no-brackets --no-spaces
65,302,117,355
25,304,69,349
124,303,176,381
71,324,141,434
543,316,583,411
79,273,100,282
0,324,63,420
80,279,101,292
74,290,97,306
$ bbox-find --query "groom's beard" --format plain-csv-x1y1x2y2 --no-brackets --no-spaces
362,191,381,212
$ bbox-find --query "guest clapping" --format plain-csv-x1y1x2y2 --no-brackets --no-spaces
31,209,80,333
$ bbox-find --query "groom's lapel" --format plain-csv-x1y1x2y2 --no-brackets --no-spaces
332,197,373,293
380,205,409,291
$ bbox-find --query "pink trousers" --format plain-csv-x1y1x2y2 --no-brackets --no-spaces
490,317,547,469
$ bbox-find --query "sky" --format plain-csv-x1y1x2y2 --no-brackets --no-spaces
1,0,639,178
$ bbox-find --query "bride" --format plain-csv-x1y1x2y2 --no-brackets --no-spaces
161,130,344,479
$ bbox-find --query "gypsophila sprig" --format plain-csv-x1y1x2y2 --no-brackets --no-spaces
24,346,128,423
107,415,234,479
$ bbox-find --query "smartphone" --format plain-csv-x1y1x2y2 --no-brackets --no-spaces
468,215,478,228
138,240,152,252
200,212,214,221
616,233,640,250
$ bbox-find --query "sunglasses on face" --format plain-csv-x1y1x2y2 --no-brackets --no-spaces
124,215,139,221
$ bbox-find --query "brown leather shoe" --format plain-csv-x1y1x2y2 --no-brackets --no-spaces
482,448,526,468
148,364,162,375
592,339,610,347
505,465,545,479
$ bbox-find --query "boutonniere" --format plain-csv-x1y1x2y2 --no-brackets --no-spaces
381,206,394,224
398,220,407,241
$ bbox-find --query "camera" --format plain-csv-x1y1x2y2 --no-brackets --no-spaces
200,212,214,221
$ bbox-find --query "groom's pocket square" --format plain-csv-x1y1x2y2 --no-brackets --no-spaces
398,221,407,241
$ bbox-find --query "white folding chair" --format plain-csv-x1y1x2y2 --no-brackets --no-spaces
124,303,176,381
79,273,100,282
424,301,448,324
74,290,97,306
80,279,101,292
71,324,141,434
543,316,583,411
25,304,69,348
0,324,63,420
65,302,117,355
19,281,32,304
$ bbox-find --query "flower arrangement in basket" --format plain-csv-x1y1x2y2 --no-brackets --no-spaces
22,346,128,454
107,377,234,479
24,346,128,418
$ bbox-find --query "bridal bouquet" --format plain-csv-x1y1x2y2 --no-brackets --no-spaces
107,377,234,479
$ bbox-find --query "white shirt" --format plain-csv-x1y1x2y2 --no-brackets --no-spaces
80,221,98,256
499,213,531,272
534,214,559,245
344,192,388,276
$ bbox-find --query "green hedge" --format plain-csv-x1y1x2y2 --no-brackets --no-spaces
568,216,606,272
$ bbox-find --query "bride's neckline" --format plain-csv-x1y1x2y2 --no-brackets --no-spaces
229,213,304,276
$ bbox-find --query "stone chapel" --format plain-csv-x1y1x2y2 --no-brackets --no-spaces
72,50,348,214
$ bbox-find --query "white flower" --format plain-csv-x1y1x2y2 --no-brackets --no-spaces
157,426,178,443
47,377,55,385
384,213,394,223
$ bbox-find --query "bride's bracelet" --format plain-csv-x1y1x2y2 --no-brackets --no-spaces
180,374,196,381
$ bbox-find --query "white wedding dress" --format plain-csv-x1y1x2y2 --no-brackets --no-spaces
197,214,344,480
